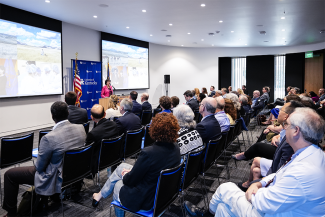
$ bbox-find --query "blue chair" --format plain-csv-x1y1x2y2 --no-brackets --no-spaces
124,127,144,159
83,121,90,134
110,160,185,217
153,108,162,117
143,124,155,148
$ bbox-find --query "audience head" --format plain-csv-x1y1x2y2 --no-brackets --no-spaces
239,95,248,105
224,93,241,110
300,96,314,108
141,93,149,102
286,108,325,149
183,90,193,101
198,93,206,102
237,88,244,95
107,98,117,110
247,95,252,105
299,93,309,97
90,104,105,122
149,113,180,143
171,96,180,108
200,97,217,116
159,96,172,110
308,91,317,98
290,88,297,95
285,94,301,102
224,98,237,120
278,101,304,125
65,91,77,106
228,86,232,92
231,91,240,97
194,88,200,96
202,87,208,94
210,86,215,91
253,90,260,98
110,95,118,106
51,101,69,123
318,88,325,96
221,88,227,95
262,86,270,93
173,104,196,129
105,79,111,86
215,96,225,111
287,86,292,93
215,90,222,97
191,90,196,97
242,85,246,90
120,98,133,114
129,91,138,100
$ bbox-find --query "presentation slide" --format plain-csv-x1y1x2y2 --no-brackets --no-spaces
102,40,149,89
0,19,62,98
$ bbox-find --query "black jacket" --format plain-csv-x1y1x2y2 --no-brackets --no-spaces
85,118,118,174
142,101,152,111
120,142,181,211
187,98,199,112
68,105,88,124
115,112,142,135
252,97,265,111
195,115,221,144
132,100,143,114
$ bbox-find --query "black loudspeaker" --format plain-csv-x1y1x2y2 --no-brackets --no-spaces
164,75,170,84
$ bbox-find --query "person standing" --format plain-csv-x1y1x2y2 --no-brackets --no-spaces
101,79,113,98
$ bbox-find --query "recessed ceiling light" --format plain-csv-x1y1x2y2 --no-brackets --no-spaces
150,34,153,36
169,23,173,26
201,4,206,7
231,31,234,33
245,44,247,45
45,0,50,2
126,27,129,29
93,15,97,18
219,20,223,23
282,29,285,31
188,33,191,34
168,40,170,42
282,37,285,39
239,38,241,40
212,44,214,46
201,39,204,41
281,17,285,19
181,45,184,46
142,10,146,12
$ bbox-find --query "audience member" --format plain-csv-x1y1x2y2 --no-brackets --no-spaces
171,96,180,109
196,97,221,144
214,96,230,132
214,90,222,97
129,91,142,114
140,93,152,111
208,86,216,97
86,104,118,175
237,88,244,96
65,91,88,124
239,95,251,114
308,91,319,102
194,88,200,99
116,98,142,135
251,90,264,111
224,93,243,118
92,113,181,216
247,95,252,105
315,88,325,107
242,85,248,95
231,90,240,97
105,98,122,120
261,86,270,102
286,86,292,95
201,87,208,97
221,88,227,97
198,93,206,103
3,101,86,216
228,86,232,92
174,105,203,155
224,98,236,125
184,90,199,112
159,96,172,113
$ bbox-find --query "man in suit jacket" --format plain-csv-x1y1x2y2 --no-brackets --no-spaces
315,88,325,107
141,93,152,111
85,104,118,175
184,90,199,112
251,90,265,112
195,97,221,144
3,101,86,216
130,91,142,114
208,86,216,97
116,98,142,136
65,91,88,124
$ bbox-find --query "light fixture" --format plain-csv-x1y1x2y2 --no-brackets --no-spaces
212,44,214,46
219,20,223,23
239,38,241,40
45,0,50,2
142,10,146,12
320,30,325,33
282,37,285,39
181,45,184,46
126,27,129,29
201,4,206,7
168,40,170,42
150,34,152,36
231,31,234,33
245,44,247,45
281,17,285,19
169,23,173,26
188,33,191,34
201,39,204,41
93,15,97,18
282,29,285,31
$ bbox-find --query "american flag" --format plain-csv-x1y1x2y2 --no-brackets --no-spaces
73,59,82,107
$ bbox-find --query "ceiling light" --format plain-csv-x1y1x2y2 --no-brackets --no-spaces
188,33,191,34
142,10,146,12
239,39,241,40
282,29,285,31
282,37,285,39
181,45,184,46
169,23,173,26
231,31,234,33
219,20,223,23
93,15,97,18
201,4,206,7
168,40,170,42
320,30,325,33
201,39,204,41
245,44,247,45
150,34,152,36
45,0,50,2
126,27,129,29
212,44,214,46
281,17,285,19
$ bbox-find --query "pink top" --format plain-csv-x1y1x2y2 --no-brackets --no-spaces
101,85,113,98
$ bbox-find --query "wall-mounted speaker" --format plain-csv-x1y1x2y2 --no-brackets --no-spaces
164,74,170,84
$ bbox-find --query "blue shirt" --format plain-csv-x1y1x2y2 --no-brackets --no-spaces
214,111,230,132
252,97,259,107
159,109,172,114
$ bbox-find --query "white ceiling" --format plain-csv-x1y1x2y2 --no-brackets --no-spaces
0,0,324,48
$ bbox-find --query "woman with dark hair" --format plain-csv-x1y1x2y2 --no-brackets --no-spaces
224,98,237,125
171,96,180,110
198,93,206,103
201,87,208,97
159,96,172,113
101,79,113,98
92,113,181,216
309,91,319,103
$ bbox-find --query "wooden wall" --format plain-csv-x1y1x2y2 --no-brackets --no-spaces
305,53,323,94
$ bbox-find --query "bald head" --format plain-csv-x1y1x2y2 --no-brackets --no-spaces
141,93,149,102
216,96,225,110
203,97,218,114
90,104,105,121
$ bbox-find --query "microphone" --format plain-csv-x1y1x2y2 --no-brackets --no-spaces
112,85,116,90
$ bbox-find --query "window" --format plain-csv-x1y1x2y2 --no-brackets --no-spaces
231,57,246,91
274,55,286,99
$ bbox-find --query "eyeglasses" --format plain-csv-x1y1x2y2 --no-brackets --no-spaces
199,103,205,107
283,121,291,129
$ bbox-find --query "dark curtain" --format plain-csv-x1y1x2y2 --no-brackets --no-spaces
285,53,305,93
218,57,231,90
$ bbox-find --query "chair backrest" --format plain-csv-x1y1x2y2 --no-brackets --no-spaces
141,110,152,126
38,130,51,148
193,110,200,123
226,125,235,146
143,124,155,148
153,161,185,216
61,144,93,188
153,108,162,117
0,133,34,169
134,112,142,119
182,145,206,190
202,135,222,173
83,121,90,134
98,134,124,172
214,132,228,160
113,116,119,122
234,119,242,137
124,127,144,159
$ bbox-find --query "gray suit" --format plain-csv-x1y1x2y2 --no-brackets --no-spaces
34,121,86,195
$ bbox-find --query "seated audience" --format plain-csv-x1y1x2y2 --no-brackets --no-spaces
308,91,319,102
86,104,118,175
192,90,197,101
198,93,206,103
251,90,265,112
140,93,152,111
224,98,236,125
261,86,270,102
242,85,248,95
214,90,222,97
184,90,199,112
315,88,325,107
3,102,86,216
115,98,142,135
239,95,251,114
65,91,88,124
225,93,243,118
247,95,252,106
231,90,240,97
214,96,230,132
196,97,221,144
201,87,208,97
171,96,180,110
208,86,216,97
159,96,172,113
185,107,325,217
92,113,181,216
194,88,200,100
221,88,227,97
228,86,232,92
105,98,122,120
286,86,292,95
129,91,142,114
174,105,203,155
237,88,244,96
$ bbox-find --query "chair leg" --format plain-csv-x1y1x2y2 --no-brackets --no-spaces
201,174,210,209
60,192,64,217
30,187,33,217
199,176,208,209
0,169,2,207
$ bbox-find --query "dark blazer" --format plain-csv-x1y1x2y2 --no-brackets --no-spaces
266,135,294,176
120,142,181,212
187,98,199,112
195,115,221,144
242,104,251,114
115,112,142,135
142,101,152,111
252,97,265,111
85,118,118,175
208,90,216,97
68,105,88,124
132,100,143,114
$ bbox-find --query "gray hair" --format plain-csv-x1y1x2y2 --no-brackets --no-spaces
289,108,325,144
224,93,241,110
204,97,218,113
216,96,225,110
239,95,248,104
254,90,260,95
173,104,196,128
141,93,149,100
216,90,222,95
300,96,313,104
120,98,133,112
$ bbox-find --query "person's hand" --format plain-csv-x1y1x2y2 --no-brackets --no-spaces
121,169,131,176
263,128,270,134
271,136,279,147
245,182,261,203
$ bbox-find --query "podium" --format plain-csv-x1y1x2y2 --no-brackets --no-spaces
99,95,129,111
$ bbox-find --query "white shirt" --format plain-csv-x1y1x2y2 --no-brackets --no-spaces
52,120,68,130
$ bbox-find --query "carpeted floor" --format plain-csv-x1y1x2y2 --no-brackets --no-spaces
0,120,281,217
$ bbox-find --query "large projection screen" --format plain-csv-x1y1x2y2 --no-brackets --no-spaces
0,19,62,98
102,40,149,90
